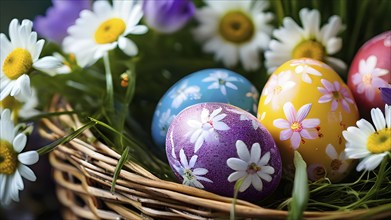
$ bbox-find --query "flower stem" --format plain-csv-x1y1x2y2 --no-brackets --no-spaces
103,52,114,115
342,157,389,210
273,0,285,26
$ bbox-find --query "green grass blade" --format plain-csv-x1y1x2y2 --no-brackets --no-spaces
288,151,309,220
37,121,96,155
111,146,129,193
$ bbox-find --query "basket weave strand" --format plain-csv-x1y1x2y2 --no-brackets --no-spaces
40,98,391,219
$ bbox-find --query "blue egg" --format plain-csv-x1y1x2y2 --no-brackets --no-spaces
151,68,259,148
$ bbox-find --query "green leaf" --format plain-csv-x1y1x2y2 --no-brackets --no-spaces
288,151,309,220
111,146,129,193
37,121,96,155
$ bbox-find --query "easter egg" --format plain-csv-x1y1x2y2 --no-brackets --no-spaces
152,68,259,148
166,102,282,201
258,58,360,182
347,31,391,119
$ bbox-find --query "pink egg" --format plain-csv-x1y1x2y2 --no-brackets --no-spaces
347,31,391,119
166,102,282,202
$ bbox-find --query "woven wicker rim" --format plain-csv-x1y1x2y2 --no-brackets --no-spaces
39,96,391,219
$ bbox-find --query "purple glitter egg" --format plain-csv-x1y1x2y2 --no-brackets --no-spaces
166,102,282,202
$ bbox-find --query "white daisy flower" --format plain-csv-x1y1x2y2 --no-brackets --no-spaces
1,19,61,101
202,71,239,96
187,107,230,153
262,70,296,110
0,109,39,206
227,140,275,192
63,0,148,67
351,55,389,101
325,144,349,174
173,149,213,189
343,104,390,172
192,0,273,71
265,8,346,73
38,52,73,76
0,89,40,121
169,81,201,109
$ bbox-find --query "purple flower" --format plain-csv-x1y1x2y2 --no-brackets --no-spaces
380,87,391,104
33,0,91,44
143,0,195,34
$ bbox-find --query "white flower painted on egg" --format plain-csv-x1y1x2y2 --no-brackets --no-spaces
227,140,275,192
187,107,230,152
173,149,213,188
202,71,239,95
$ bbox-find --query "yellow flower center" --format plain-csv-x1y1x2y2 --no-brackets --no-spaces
3,48,33,80
291,122,303,132
362,73,372,85
273,86,283,95
292,40,325,61
184,169,195,180
94,18,126,44
332,91,340,99
0,140,18,175
247,162,261,174
367,129,391,154
219,11,254,43
0,96,22,121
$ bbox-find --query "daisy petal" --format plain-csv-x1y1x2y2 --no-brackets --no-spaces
236,140,250,161
251,175,263,191
13,133,27,153
228,171,246,182
18,151,39,165
239,175,252,192
18,164,37,181
227,158,248,171
371,107,386,131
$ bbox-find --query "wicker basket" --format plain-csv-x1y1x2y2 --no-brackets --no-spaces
39,98,391,220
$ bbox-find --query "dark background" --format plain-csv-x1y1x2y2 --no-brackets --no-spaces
0,1,62,220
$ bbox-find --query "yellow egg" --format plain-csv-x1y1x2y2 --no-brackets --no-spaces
258,58,359,182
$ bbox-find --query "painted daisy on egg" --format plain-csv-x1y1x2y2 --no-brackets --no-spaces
262,70,296,109
158,109,174,137
318,79,355,112
227,140,275,192
343,104,390,172
246,86,259,113
227,107,259,130
169,81,201,109
289,58,325,84
273,102,320,149
0,109,39,206
265,8,346,74
351,55,389,101
192,0,273,71
187,107,230,153
1,19,62,101
63,0,148,67
202,71,239,96
173,149,213,189
325,144,349,174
